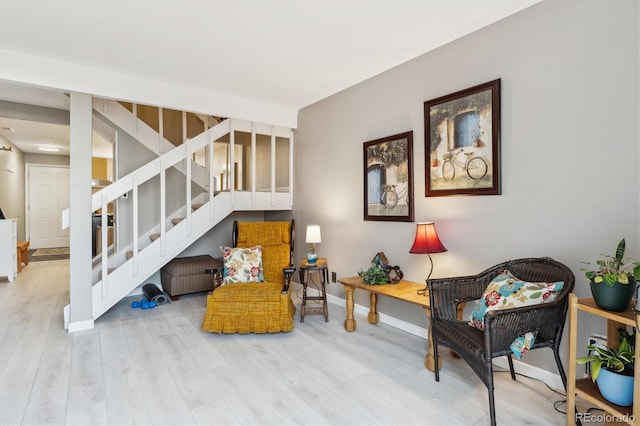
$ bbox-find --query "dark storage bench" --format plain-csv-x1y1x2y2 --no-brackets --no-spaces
160,255,222,300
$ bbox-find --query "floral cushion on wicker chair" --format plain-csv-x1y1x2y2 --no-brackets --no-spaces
468,269,565,358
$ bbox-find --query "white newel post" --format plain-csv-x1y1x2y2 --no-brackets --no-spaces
68,91,95,332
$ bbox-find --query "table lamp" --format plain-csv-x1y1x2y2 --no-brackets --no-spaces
409,222,447,296
305,225,321,265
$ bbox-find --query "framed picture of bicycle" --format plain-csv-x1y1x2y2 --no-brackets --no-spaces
424,79,501,197
363,131,414,222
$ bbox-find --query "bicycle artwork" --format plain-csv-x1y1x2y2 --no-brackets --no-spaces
380,184,409,209
424,79,502,197
441,147,488,181
363,131,414,222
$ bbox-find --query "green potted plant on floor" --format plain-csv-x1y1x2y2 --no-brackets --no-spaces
581,238,640,311
576,333,635,406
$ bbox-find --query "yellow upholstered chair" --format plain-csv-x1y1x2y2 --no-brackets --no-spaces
201,220,296,333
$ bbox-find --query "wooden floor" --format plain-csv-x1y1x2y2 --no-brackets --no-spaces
1,260,592,425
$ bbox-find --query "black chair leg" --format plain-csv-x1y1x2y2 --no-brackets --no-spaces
487,362,497,426
552,346,567,389
433,342,440,382
507,354,516,380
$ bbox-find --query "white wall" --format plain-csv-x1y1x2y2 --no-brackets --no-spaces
294,0,639,374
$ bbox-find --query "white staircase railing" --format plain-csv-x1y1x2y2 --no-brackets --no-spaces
64,116,294,326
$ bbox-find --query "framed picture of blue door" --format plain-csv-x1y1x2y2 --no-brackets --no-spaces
363,131,414,222
424,79,501,196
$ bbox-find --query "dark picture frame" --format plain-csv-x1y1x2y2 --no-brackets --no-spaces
424,79,501,197
363,131,414,222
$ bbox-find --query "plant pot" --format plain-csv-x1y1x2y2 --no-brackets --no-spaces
590,278,635,312
596,367,634,406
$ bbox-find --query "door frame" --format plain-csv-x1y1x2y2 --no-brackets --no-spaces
24,163,70,247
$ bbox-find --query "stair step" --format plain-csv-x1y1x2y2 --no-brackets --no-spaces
171,217,184,225
150,233,160,242
192,203,203,210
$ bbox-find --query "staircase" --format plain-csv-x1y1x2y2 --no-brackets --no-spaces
64,109,294,329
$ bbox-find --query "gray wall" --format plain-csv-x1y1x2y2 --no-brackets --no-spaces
294,0,639,374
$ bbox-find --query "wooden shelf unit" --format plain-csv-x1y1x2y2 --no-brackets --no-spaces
566,295,640,425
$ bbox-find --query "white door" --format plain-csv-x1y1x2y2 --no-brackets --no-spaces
28,165,70,249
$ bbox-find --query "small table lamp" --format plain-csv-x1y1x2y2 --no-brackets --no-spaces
409,222,447,296
305,225,322,265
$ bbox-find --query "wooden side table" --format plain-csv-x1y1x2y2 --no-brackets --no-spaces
299,258,329,322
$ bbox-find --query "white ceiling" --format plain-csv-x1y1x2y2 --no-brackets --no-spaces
0,0,540,156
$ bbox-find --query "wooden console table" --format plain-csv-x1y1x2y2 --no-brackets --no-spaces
339,276,440,372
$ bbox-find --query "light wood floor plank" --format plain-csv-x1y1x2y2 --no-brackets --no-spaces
98,319,152,425
121,316,197,425
21,296,73,425
66,329,109,425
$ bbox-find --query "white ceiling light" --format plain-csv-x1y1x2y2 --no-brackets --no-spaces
37,144,61,152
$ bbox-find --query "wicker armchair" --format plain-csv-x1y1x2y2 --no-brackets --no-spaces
427,257,575,426
201,220,296,334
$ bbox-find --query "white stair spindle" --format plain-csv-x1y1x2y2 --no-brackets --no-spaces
251,122,256,206
160,160,166,256
289,129,294,207
158,107,164,154
271,126,276,206
132,175,139,276
132,103,138,135
182,111,187,145
101,192,109,300
209,133,215,220
185,144,192,237
230,119,235,205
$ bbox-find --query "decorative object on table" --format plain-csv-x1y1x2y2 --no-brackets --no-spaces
358,262,389,284
372,252,389,268
424,79,501,197
576,333,635,406
581,238,640,312
359,252,403,284
383,265,404,283
305,225,321,265
363,131,414,222
409,222,447,296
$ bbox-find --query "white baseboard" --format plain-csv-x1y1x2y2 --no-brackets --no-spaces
67,319,95,333
321,288,564,391
64,304,95,332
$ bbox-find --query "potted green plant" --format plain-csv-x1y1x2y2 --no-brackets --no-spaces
581,238,640,311
576,334,635,406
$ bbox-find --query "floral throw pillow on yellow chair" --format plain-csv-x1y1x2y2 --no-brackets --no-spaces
220,245,264,284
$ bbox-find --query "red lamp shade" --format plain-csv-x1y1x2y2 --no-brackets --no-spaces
409,222,447,254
